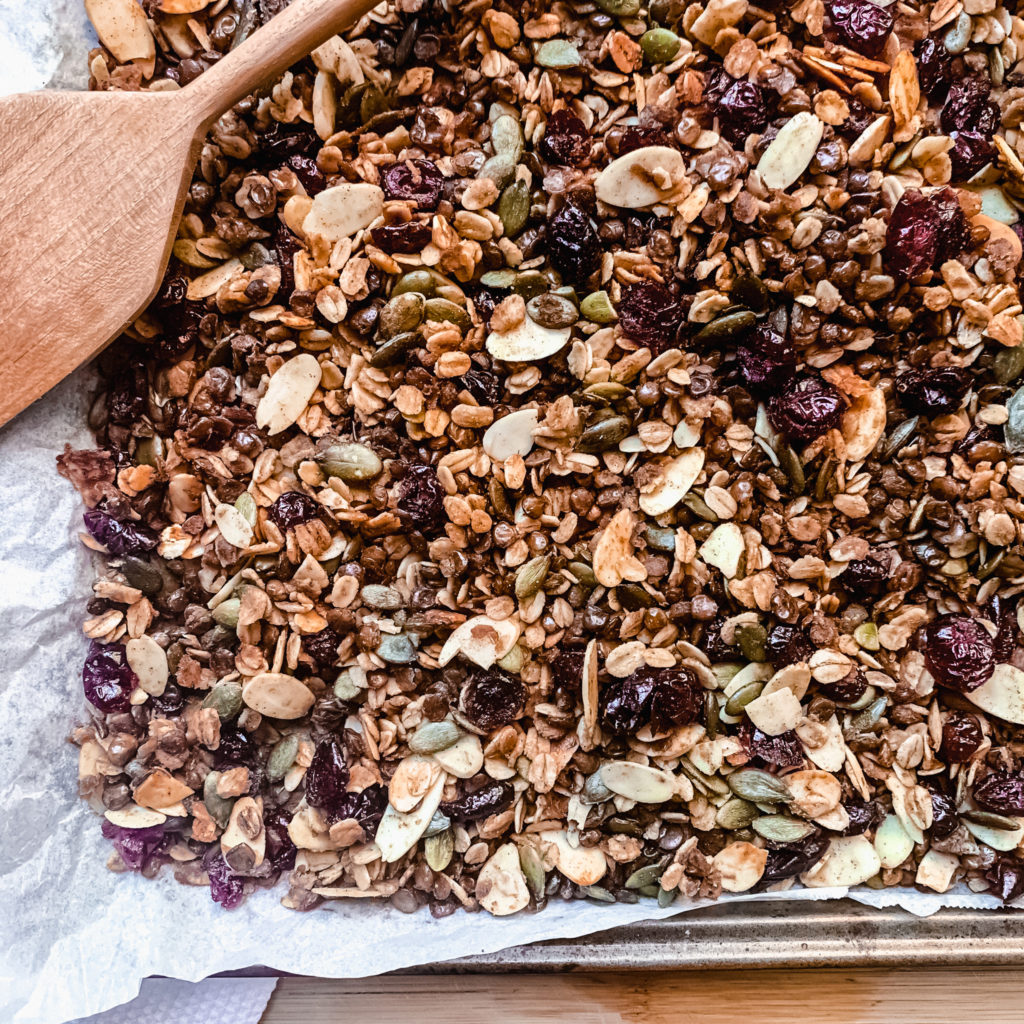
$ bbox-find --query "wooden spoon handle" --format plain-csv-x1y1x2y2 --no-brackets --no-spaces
183,0,381,126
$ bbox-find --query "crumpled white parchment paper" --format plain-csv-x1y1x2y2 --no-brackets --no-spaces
0,5,1011,1023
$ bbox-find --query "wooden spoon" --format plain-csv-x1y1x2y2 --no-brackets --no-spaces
0,0,380,427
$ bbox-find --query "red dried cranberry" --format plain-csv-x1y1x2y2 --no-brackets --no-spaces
460,669,526,730
986,859,1024,904
843,549,894,595
759,834,829,884
929,789,959,838
885,189,939,279
839,97,876,138
950,131,994,181
915,37,953,99
287,154,326,195
205,848,246,908
440,778,514,821
842,799,879,835
268,491,324,531
768,376,845,444
370,221,433,254
273,220,302,300
330,783,387,835
602,666,702,735
264,811,297,872
547,202,600,282
736,317,796,392
381,158,444,210
974,771,1024,816
941,712,983,763
304,737,352,819
100,820,167,871
941,76,998,136
83,641,137,713
818,667,868,705
826,0,893,56
215,727,258,769
302,627,342,669
714,78,769,147
539,109,591,166
459,368,503,406
106,360,149,427
765,624,815,668
257,120,318,162
699,619,733,661
618,124,672,155
895,366,972,416
616,282,682,351
550,649,584,691
83,507,158,556
930,186,972,255
987,596,1018,663
395,463,445,529
920,614,995,693
739,722,805,768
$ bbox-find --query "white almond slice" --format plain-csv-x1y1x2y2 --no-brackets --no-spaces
637,448,705,516
539,830,608,886
438,615,521,668
699,522,744,578
255,353,322,436
973,214,1023,265
484,757,517,781
594,146,687,209
745,688,802,736
214,503,254,549
432,734,484,779
761,663,811,701
476,843,531,916
967,664,1024,724
969,186,1018,224
801,835,881,888
813,804,850,832
221,796,266,868
673,420,701,448
964,818,1024,852
915,849,960,893
186,258,243,301
482,409,538,462
841,388,887,462
389,755,443,814
287,804,335,851
158,0,210,12
581,639,599,737
786,769,842,818
756,112,825,191
873,814,915,869
104,803,167,829
376,772,447,863
124,635,169,696
241,672,315,720
302,183,384,243
713,841,768,893
724,661,773,697
312,70,337,141
85,0,156,64
592,508,646,588
486,318,571,362
803,714,847,772
599,761,676,804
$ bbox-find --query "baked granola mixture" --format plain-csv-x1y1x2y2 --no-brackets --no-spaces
65,0,1024,915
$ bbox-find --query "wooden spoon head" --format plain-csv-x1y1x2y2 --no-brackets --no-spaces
0,88,202,426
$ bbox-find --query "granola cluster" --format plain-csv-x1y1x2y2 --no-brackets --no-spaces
67,0,1024,916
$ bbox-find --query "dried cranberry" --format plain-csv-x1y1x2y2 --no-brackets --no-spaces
460,669,526,730
268,491,324,531
371,221,434,254
601,666,702,735
550,649,584,691
765,624,815,668
100,820,167,871
440,778,514,821
459,368,503,406
547,202,600,282
895,367,972,416
920,614,995,693
205,849,246,909
150,682,185,717
618,124,672,155
843,550,894,595
987,596,1018,663
83,641,137,713
330,783,388,835
974,771,1024,816
264,811,297,872
700,619,733,662
929,789,959,838
736,317,796,392
915,37,953,99
273,221,302,300
713,78,769,147
768,376,845,444
842,799,879,835
941,76,998,136
818,667,868,705
395,463,445,529
739,722,805,768
106,360,149,426
950,131,994,181
884,189,939,279
930,186,972,256
759,834,829,883
83,507,158,556
826,0,893,56
381,158,444,210
257,120,318,162
287,154,326,195
215,727,258,769
840,97,876,138
153,275,205,356
941,712,983,763
302,627,342,669
304,737,352,819
986,858,1024,904
539,109,591,166
616,282,682,351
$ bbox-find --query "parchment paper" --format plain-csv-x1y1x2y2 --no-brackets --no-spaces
0,6,1010,1023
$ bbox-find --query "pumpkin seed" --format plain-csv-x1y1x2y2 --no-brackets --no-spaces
1006,385,1024,455
645,525,676,552
334,670,363,700
725,679,765,716
882,416,920,459
519,842,547,901
578,415,632,453
480,268,518,290
568,561,597,587
731,275,769,313
409,720,461,754
961,809,1021,831
582,885,616,903
510,270,550,299
202,680,243,722
854,622,880,651
704,691,721,739
361,584,403,610
369,330,418,368
422,809,452,838
391,269,438,297
498,180,530,236
595,0,641,14
317,441,382,482
753,815,816,843
491,114,524,159
134,435,164,467
203,771,234,828
376,633,418,664
496,643,527,673
735,623,767,663
211,597,240,629
625,863,664,889
682,491,717,521
989,46,1005,85
994,344,1024,385
640,27,680,64
379,292,425,339
777,444,805,495
582,381,631,403
727,767,792,804
580,290,616,323
267,735,299,782
583,770,613,803
535,39,581,68
852,696,887,732
424,829,454,871
527,292,579,329
515,554,551,600
694,309,755,346
657,885,677,908
424,297,471,331
120,556,163,596
716,797,759,830
477,152,517,188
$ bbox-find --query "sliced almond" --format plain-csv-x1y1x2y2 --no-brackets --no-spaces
973,213,1024,265
592,508,646,588
539,830,607,886
745,687,802,736
302,183,384,244
888,50,920,128
786,769,842,818
840,387,887,461
85,0,155,64
186,258,243,301
801,835,880,888
581,639,599,741
432,733,484,779
255,353,322,436
134,768,194,810
476,843,531,916
599,761,676,804
594,146,687,209
375,772,447,863
963,818,1024,852
486,318,571,362
221,796,265,869
761,663,811,701
287,803,335,852
915,849,959,893
699,522,744,579
389,755,443,813
157,0,210,11
241,672,315,720
104,803,167,829
713,841,768,892
967,663,1024,724
124,635,169,696
482,409,538,461
312,70,338,141
637,448,704,516
438,614,521,669
803,714,847,772
756,112,824,191
214,503,255,549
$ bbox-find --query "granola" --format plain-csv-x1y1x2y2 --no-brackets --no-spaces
65,0,1024,916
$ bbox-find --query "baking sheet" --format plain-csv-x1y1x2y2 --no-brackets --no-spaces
0,4,1016,1023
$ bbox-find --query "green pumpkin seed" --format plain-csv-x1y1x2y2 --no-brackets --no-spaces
682,492,717,522
854,622,880,651
814,454,837,502
480,268,518,290
376,633,418,664
583,770,613,804
961,809,1021,831
753,815,816,843
735,623,768,663
203,771,234,828
595,0,641,14
496,643,527,673
369,330,418,368
379,292,425,339
645,525,676,551
491,114,524,159
882,416,920,459
202,680,243,721
424,829,454,871
422,809,452,838
581,290,616,323
334,670,362,700
424,297,471,331
515,555,551,600
694,309,755,346
489,477,512,520
519,843,547,900
527,292,579,329
731,275,769,313
727,768,793,804
134,435,165,467
535,39,581,68
716,797,759,830
510,270,549,300
704,691,721,740
578,415,631,453
391,269,438,297
409,720,461,754
1007,385,1024,455
978,550,1007,580
568,560,597,587
777,444,805,495
625,863,664,889
498,180,530,236
121,556,163,596
267,735,300,782
943,10,971,53
988,46,1005,86
725,679,765,716
582,381,631,403
657,884,677,908
640,28,681,64
994,343,1024,385
362,584,403,610
317,441,383,482
477,152,517,188
618,583,654,610
212,598,241,629
852,696,887,732
583,884,616,903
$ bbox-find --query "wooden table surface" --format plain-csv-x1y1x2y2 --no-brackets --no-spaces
260,969,1024,1023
